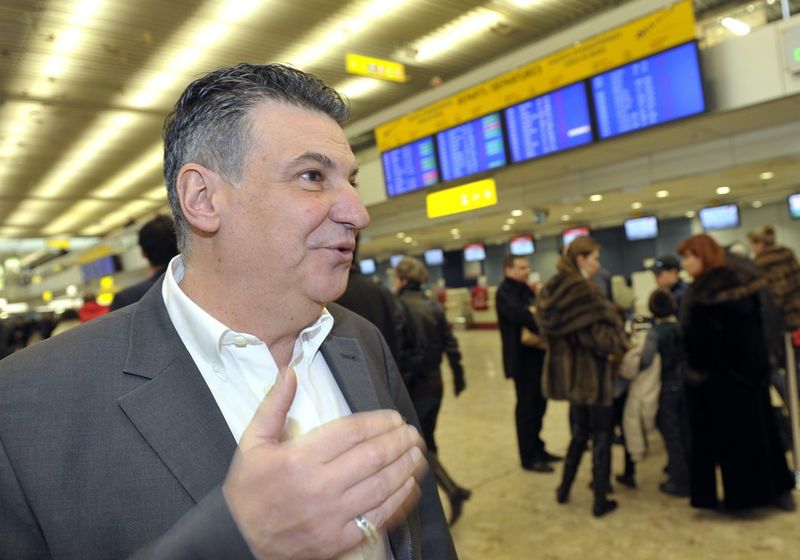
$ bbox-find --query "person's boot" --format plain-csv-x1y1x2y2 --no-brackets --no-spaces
592,432,618,517
430,452,470,525
615,451,636,489
556,434,587,504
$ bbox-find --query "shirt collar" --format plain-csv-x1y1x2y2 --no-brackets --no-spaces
162,255,334,365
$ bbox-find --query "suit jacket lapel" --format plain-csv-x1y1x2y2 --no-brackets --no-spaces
116,281,236,503
321,335,382,413
321,333,415,560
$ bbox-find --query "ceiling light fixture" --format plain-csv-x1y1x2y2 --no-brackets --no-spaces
506,218,516,225
631,202,643,209
574,206,583,213
655,190,669,198
589,194,603,202
403,236,413,243
759,171,774,180
561,214,571,221
685,210,696,218
501,224,511,231
752,200,763,208
396,232,406,238
720,17,751,36
450,228,459,235
716,186,731,195
511,209,523,217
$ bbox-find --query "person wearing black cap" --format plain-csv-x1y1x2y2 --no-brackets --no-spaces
651,256,687,316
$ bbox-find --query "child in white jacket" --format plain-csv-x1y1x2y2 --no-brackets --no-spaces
618,328,662,469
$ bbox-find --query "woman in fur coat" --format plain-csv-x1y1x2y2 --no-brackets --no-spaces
748,225,800,331
537,236,628,517
678,234,795,512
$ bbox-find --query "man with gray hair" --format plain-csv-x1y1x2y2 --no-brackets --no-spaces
0,64,454,559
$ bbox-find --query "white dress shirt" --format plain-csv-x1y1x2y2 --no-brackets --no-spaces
162,256,391,560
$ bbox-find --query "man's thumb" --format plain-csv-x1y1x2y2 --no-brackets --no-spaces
239,367,297,451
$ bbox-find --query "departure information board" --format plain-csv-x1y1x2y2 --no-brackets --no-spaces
591,42,705,139
382,137,439,197
504,82,593,164
436,113,506,182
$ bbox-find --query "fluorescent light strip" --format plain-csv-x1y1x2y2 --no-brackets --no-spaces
143,186,169,200
23,0,272,233
279,0,408,70
407,8,504,63
79,200,167,236
92,144,163,198
123,1,268,109
42,200,112,236
337,78,385,100
0,1,105,178
26,112,135,199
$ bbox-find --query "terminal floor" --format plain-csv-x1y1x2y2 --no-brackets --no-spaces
435,329,800,560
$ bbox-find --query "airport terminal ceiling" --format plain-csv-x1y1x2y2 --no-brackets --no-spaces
0,0,799,261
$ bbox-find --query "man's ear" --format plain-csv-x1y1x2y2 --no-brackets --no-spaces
176,163,223,235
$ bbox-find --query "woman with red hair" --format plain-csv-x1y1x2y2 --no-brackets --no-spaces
678,234,794,511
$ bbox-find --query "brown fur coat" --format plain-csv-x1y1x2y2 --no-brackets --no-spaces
754,245,800,331
537,259,628,406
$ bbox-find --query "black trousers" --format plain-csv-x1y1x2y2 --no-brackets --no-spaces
559,404,614,498
406,375,442,452
513,367,547,465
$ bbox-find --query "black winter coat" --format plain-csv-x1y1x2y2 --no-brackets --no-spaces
681,264,794,509
336,270,402,360
495,277,543,379
397,285,464,385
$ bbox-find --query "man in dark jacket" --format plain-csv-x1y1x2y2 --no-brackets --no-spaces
335,241,402,361
111,215,179,311
496,254,559,472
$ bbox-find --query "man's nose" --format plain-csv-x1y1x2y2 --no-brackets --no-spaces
332,184,370,231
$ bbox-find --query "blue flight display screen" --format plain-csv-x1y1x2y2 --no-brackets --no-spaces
591,42,705,139
504,82,593,164
435,113,507,182
699,204,740,231
382,137,439,197
624,216,658,240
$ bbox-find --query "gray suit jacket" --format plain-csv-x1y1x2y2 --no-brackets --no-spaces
0,281,455,559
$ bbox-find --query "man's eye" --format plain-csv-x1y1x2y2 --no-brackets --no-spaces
300,170,323,182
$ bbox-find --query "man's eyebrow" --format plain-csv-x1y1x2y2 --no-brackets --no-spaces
290,152,359,178
290,152,333,168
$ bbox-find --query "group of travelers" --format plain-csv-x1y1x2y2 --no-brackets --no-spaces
513,227,799,517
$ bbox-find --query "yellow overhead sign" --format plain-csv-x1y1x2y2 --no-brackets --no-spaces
346,53,406,83
426,179,497,219
47,238,70,250
376,0,695,151
77,245,112,265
